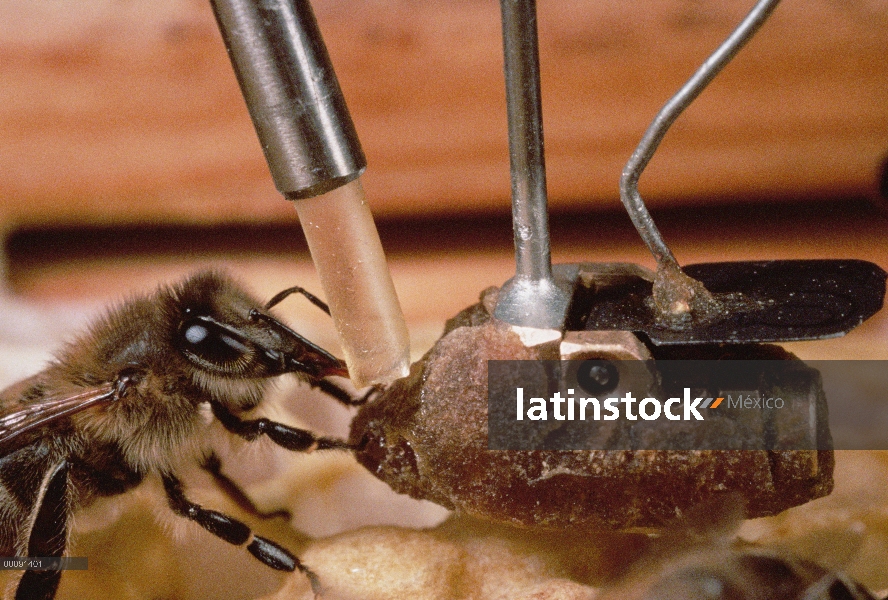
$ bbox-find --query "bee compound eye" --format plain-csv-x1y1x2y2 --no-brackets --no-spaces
644,569,745,600
180,318,253,367
185,323,209,344
825,578,859,600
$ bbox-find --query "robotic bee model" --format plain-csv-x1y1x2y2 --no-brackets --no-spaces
0,270,359,599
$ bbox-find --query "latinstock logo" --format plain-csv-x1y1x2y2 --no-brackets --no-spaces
486,359,829,451
514,388,725,422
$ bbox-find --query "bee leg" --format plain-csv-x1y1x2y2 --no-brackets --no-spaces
16,461,70,600
210,401,353,451
160,473,322,595
201,453,291,519
314,378,381,407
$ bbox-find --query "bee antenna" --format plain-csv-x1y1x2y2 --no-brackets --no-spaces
265,286,330,316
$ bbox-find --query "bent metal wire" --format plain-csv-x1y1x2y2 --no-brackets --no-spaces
620,0,782,270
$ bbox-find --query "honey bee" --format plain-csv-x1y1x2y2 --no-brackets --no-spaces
599,499,882,600
0,270,362,600
614,545,882,600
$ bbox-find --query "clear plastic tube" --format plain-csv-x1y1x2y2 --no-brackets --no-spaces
294,179,410,387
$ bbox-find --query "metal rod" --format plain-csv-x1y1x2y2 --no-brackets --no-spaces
211,0,410,386
620,0,782,268
493,0,573,330
501,0,552,283
210,0,366,200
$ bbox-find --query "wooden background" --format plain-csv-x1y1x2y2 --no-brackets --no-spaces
1,0,887,227
0,0,884,363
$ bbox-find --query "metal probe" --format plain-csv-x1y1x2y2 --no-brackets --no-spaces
211,0,410,386
493,0,575,331
620,0,781,320
622,0,781,266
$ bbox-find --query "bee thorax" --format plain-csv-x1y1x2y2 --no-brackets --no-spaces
70,374,205,474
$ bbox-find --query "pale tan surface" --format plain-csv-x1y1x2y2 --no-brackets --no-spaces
1,0,887,226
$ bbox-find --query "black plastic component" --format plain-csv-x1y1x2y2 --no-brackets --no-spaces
583,259,886,345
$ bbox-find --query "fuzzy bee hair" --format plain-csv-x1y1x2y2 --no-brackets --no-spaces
0,270,355,599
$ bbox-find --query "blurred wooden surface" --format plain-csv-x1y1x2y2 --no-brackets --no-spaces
2,200,885,369
1,0,888,227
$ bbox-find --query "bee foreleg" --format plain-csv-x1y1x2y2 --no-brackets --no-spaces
160,473,322,594
15,461,70,600
210,402,352,452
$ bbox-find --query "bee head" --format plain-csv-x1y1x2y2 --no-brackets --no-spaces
169,271,347,393
635,550,867,600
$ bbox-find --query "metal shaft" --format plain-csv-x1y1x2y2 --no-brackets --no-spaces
493,0,573,330
211,0,366,199
501,0,552,282
212,0,410,386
